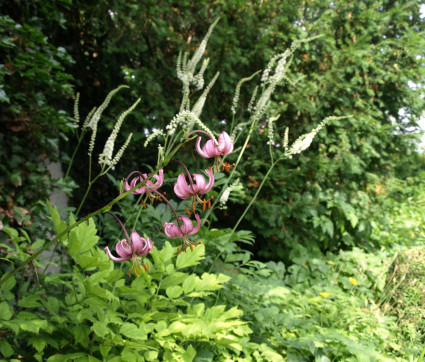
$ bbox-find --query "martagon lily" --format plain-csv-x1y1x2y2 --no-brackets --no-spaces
163,213,201,253
105,231,153,276
104,212,153,276
124,169,164,205
174,168,214,214
195,131,235,172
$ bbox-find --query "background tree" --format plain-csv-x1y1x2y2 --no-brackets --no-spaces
1,0,424,258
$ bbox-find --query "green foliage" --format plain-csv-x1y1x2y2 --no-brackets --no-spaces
0,210,282,361
0,6,75,233
381,247,425,355
213,242,417,360
53,0,425,255
2,2,425,360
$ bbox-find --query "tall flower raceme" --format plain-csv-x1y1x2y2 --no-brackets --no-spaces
163,213,202,253
104,212,153,276
124,169,164,206
187,130,235,173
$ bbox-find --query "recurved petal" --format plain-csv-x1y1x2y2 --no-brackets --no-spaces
163,221,183,239
178,216,193,235
143,237,153,254
131,177,147,194
174,173,192,199
196,136,212,158
153,169,164,189
105,246,130,262
188,213,201,235
124,171,147,194
130,230,144,254
116,240,132,258
203,139,219,157
218,131,234,155
203,168,214,193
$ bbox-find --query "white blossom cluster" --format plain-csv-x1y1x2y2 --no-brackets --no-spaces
285,116,348,158
231,70,261,115
219,178,240,209
248,36,322,129
247,86,258,114
176,18,219,91
261,51,289,86
144,129,165,148
73,93,80,128
165,110,216,144
191,72,219,117
165,110,193,136
109,133,133,169
87,85,129,156
282,127,289,152
98,98,140,166
266,114,280,146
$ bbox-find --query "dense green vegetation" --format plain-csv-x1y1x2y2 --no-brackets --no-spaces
1,0,425,360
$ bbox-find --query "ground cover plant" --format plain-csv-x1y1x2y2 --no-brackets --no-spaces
1,2,425,361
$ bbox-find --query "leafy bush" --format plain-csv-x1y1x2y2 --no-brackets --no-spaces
0,8,75,233
0,208,284,361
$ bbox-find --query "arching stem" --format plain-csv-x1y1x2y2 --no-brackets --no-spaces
106,211,131,244
170,159,196,193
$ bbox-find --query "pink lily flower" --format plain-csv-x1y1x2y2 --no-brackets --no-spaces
174,168,214,213
196,131,234,158
124,169,164,195
195,131,235,173
163,213,202,253
105,231,153,276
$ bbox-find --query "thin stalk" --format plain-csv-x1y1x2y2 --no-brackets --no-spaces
232,158,281,232
106,211,131,243
165,129,184,159
76,173,102,216
65,130,87,178
151,190,183,230
170,159,196,192
418,345,425,361
88,155,93,183
205,158,282,272
131,195,147,230
41,242,61,274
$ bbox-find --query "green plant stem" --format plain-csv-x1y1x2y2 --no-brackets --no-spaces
65,130,86,178
132,195,147,230
41,242,60,274
232,157,281,232
76,173,102,216
0,168,162,287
